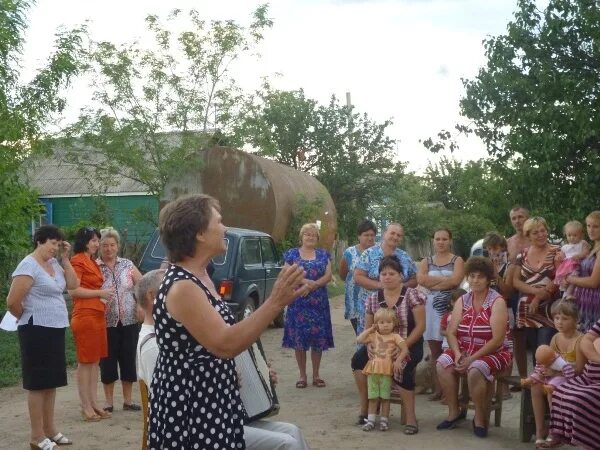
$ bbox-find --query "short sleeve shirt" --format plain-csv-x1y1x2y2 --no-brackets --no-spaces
12,255,69,327
364,287,426,339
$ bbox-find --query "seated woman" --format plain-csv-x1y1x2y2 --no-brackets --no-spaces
351,255,426,435
436,256,512,438
543,317,600,449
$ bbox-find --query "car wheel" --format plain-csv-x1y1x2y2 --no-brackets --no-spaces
272,308,285,328
241,298,255,321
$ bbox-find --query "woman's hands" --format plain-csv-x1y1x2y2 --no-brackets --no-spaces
270,264,308,308
455,352,472,373
98,287,115,304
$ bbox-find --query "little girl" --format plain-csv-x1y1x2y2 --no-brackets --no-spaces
555,221,591,298
357,308,408,432
528,301,584,447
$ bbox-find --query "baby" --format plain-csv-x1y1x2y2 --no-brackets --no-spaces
555,221,591,298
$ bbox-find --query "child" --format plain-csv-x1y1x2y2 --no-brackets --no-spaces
526,300,583,447
482,232,510,297
357,308,408,432
555,221,591,298
441,288,467,350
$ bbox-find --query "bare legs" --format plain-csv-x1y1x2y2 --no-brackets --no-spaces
396,387,417,427
27,389,59,443
294,349,323,383
531,383,549,440
437,364,460,420
77,362,102,416
427,340,443,398
353,370,368,417
103,381,134,407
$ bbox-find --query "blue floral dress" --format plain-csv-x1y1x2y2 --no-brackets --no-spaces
343,245,362,321
282,248,334,351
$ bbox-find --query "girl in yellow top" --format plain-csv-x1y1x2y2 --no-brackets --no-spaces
357,308,408,431
530,300,586,447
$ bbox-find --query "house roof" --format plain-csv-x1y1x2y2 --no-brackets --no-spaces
24,153,150,197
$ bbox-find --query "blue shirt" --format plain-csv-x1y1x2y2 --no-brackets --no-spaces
354,244,417,333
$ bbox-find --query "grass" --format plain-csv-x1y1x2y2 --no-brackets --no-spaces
0,306,77,388
327,276,346,298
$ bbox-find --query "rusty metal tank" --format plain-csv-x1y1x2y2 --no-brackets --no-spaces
161,146,337,249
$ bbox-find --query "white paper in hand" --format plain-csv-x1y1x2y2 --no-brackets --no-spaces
0,311,18,331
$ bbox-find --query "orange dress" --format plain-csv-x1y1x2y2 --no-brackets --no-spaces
362,332,405,376
70,252,108,363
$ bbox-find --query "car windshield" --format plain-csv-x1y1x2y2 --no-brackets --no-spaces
151,237,228,265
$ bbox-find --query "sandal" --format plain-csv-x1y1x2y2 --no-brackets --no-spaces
404,424,419,435
312,378,326,387
540,436,562,448
295,379,307,389
123,402,141,411
535,438,546,448
379,420,389,431
428,391,442,401
362,421,375,432
93,407,112,419
30,438,58,449
49,433,73,446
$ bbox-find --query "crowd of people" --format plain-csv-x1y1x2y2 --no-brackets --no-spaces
5,199,600,449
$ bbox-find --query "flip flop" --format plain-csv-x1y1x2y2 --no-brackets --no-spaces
295,380,307,388
540,436,562,448
312,378,326,387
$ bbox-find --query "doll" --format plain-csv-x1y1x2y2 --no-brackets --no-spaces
521,345,574,394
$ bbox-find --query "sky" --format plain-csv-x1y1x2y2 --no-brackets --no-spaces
21,0,532,172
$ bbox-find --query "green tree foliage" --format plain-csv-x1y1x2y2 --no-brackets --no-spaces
234,87,398,240
426,0,600,231
0,0,84,303
60,6,273,196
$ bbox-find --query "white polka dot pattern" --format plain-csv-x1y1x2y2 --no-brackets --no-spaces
148,265,245,449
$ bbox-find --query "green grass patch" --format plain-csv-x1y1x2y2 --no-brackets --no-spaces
327,277,345,298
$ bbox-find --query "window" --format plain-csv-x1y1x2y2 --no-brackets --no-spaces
241,238,261,265
260,238,278,264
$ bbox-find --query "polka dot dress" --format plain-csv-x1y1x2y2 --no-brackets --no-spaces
148,265,245,449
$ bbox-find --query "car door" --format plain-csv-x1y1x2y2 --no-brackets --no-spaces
239,237,265,304
260,237,281,302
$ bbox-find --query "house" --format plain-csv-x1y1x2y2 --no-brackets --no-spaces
24,153,158,245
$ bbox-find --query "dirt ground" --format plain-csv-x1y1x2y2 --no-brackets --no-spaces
0,296,540,449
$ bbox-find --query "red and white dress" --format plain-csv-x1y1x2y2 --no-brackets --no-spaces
437,289,512,381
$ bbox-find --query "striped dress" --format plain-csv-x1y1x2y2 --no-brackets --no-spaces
550,319,600,449
574,254,600,332
437,289,512,381
515,245,560,329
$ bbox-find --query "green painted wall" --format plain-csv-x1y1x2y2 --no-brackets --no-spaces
41,195,158,244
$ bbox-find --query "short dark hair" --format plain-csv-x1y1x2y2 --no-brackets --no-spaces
357,220,377,236
159,194,220,262
378,255,404,275
33,225,65,248
482,232,507,250
432,227,452,239
464,256,495,282
73,227,101,253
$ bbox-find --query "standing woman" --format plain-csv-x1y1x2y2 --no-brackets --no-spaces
567,211,600,331
7,225,78,449
339,220,377,334
512,217,560,356
417,228,464,400
283,223,334,388
97,227,143,412
68,227,114,421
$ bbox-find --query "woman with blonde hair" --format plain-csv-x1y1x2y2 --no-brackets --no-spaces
96,227,143,412
283,223,334,388
512,217,560,367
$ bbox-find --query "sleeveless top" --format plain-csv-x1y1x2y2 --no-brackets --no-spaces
427,255,458,315
148,264,245,449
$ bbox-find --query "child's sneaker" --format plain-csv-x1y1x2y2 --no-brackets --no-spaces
362,421,375,432
379,419,389,431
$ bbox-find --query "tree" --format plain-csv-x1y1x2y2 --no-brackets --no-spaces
60,6,272,196
426,0,600,230
0,0,84,303
234,87,398,240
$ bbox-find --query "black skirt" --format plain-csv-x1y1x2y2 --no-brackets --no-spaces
18,319,67,390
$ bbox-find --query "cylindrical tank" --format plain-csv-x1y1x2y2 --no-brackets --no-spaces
161,146,337,249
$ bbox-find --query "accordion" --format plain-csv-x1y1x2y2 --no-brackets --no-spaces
234,340,279,422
